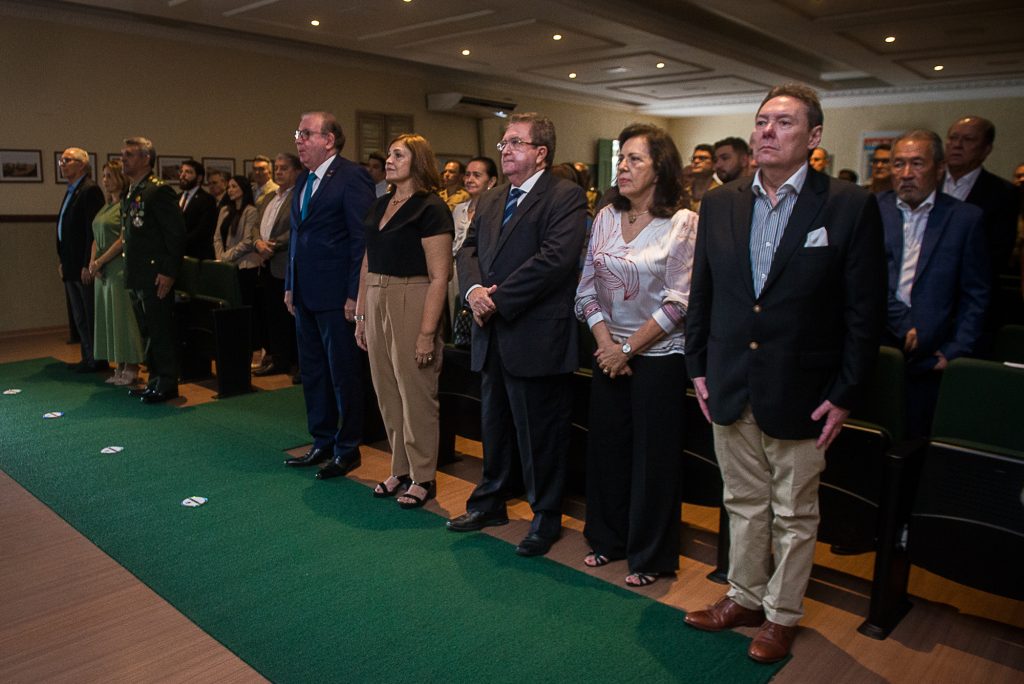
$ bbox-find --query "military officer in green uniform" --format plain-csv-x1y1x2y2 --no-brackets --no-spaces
120,136,186,403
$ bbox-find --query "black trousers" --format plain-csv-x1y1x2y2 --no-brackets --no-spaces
129,286,179,392
65,279,95,364
258,267,295,370
584,354,685,574
467,340,573,539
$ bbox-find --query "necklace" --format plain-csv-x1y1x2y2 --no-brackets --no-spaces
390,193,412,207
627,209,650,225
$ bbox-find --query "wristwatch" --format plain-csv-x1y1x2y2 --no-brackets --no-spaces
621,341,632,356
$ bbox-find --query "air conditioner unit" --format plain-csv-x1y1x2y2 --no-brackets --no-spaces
426,92,517,119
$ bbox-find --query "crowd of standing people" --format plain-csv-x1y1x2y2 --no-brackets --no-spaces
53,82,1022,664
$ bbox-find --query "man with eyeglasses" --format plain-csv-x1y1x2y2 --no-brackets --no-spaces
119,136,187,403
282,111,374,480
56,147,105,372
447,113,587,558
864,143,892,194
689,144,720,213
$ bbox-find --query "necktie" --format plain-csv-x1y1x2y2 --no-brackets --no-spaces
301,172,316,221
502,188,523,228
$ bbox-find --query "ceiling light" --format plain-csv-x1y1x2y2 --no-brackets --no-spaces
607,66,629,74
310,19,320,27
656,62,665,69
553,34,562,41
569,72,577,79
933,64,944,71
461,49,471,56
884,36,895,43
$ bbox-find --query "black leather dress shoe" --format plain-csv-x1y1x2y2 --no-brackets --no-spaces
128,387,152,398
284,447,329,467
141,388,179,404
315,456,361,480
446,510,510,532
515,532,559,557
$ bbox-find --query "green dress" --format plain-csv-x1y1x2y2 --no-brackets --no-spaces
92,202,143,363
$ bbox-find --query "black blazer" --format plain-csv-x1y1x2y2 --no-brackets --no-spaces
56,176,104,281
456,171,587,377
180,187,218,260
963,167,1018,277
685,169,886,439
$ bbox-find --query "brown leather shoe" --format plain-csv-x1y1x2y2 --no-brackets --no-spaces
748,620,797,663
684,596,766,632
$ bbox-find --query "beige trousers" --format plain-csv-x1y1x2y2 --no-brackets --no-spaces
712,406,826,626
365,274,443,484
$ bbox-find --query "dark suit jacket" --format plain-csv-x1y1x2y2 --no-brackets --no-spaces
879,191,990,371
285,156,374,311
56,176,104,281
122,174,186,290
685,169,886,439
963,168,1018,276
456,171,587,377
180,187,218,260
261,186,293,279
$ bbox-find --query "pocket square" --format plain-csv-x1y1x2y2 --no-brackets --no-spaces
804,227,829,247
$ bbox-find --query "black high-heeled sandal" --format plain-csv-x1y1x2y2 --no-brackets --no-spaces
373,474,411,498
397,480,436,509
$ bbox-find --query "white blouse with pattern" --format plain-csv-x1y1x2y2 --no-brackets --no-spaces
574,205,698,356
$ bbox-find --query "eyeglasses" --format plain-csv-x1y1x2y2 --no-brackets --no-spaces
691,155,712,163
58,157,81,166
496,138,541,153
294,129,324,142
870,158,890,165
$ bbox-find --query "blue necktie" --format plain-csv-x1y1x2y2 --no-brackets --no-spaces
501,188,523,228
301,172,317,221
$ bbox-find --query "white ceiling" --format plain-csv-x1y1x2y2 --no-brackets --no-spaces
61,0,1024,115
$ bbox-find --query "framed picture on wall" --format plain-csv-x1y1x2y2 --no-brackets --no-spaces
0,149,43,182
242,158,254,179
156,155,188,185
202,157,235,179
53,150,98,183
107,152,122,164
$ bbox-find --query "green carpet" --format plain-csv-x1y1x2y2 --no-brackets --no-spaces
0,358,786,683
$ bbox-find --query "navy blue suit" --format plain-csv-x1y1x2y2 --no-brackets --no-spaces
286,156,374,460
879,190,991,435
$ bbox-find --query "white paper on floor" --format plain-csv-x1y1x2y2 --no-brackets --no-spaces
181,496,208,507
42,411,64,419
3,389,22,395
100,446,124,454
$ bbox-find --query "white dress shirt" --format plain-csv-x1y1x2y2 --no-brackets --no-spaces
942,166,981,201
300,155,336,213
895,190,936,307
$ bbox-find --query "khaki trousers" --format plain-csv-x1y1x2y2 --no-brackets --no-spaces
365,274,443,483
713,406,825,626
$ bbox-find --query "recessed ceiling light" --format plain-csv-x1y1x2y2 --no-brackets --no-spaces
461,49,471,56
884,36,895,43
569,72,577,79
934,64,944,71
553,34,562,41
310,19,320,27
656,62,665,69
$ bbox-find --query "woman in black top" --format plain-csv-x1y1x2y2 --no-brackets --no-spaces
355,134,454,508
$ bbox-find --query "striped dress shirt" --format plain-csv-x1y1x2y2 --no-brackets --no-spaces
749,164,808,298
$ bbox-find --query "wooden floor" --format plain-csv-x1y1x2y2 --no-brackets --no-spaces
1,329,1022,683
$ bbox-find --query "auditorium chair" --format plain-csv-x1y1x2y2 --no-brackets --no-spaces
860,358,1024,639
177,259,252,398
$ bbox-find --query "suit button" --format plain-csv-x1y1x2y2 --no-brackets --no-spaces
749,341,759,350
753,304,762,313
